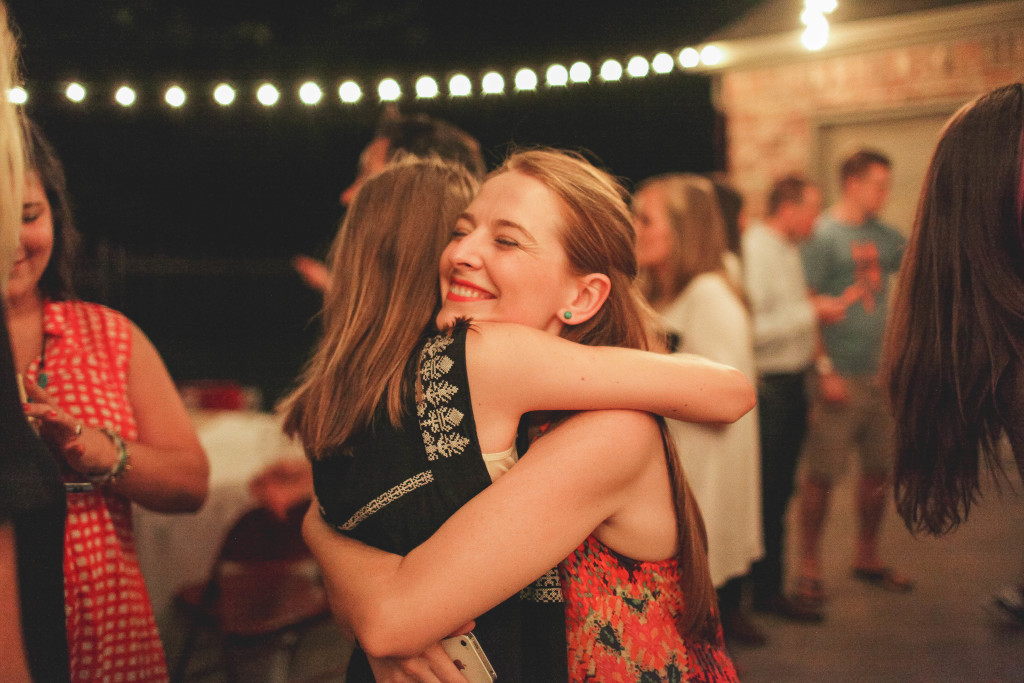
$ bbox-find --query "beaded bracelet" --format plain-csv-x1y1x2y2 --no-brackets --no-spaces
89,428,132,486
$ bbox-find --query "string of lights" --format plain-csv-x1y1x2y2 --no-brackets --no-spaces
8,3,835,111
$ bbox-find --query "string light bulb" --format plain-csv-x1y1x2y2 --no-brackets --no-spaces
65,82,86,102
298,81,323,105
600,60,622,82
449,74,472,97
415,76,439,99
651,53,674,74
115,86,136,107
514,68,538,91
213,83,236,106
256,83,280,106
338,80,361,103
481,72,504,95
377,78,401,101
546,64,568,87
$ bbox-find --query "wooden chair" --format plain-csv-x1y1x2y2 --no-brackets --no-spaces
169,500,334,682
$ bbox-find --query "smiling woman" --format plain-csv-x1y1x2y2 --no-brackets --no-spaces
439,170,592,335
285,148,752,681
6,121,209,682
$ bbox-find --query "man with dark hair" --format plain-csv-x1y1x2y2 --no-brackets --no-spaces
794,148,909,611
294,108,486,291
339,110,486,206
742,174,830,623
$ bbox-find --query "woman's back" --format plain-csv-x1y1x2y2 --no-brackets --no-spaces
561,536,736,682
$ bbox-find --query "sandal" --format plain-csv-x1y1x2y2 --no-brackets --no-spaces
794,576,826,607
851,567,915,593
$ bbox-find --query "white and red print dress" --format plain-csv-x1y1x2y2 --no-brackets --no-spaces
28,300,168,682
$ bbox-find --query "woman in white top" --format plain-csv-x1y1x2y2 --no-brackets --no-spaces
632,172,764,644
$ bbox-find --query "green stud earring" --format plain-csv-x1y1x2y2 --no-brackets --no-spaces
563,311,573,320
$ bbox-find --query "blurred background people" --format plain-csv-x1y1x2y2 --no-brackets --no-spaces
9,120,209,681
292,107,486,293
633,172,764,647
709,173,747,286
0,5,70,681
883,82,1024,624
796,148,909,609
742,174,829,623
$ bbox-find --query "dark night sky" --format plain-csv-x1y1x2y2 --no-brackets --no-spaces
5,1,763,402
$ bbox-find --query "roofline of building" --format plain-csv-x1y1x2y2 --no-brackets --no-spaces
684,0,1024,73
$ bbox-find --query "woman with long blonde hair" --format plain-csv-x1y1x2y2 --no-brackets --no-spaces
632,172,764,645
0,5,71,681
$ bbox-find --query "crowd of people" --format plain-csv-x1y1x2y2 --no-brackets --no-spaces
2,3,1023,681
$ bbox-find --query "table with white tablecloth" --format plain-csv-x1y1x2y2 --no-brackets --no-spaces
133,409,307,616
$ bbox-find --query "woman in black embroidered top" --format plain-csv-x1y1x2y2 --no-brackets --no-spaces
285,151,754,680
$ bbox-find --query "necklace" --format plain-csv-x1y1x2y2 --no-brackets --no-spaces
36,335,50,389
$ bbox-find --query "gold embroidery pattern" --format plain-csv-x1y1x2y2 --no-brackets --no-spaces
418,334,471,461
334,470,435,531
519,567,565,604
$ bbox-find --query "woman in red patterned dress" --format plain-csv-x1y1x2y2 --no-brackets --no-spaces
303,149,743,681
8,121,209,682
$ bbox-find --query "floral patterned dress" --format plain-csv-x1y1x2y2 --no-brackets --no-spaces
559,535,738,683
28,300,168,682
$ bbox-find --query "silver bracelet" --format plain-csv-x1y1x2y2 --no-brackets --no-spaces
89,428,131,486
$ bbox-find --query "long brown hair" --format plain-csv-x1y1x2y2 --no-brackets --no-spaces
281,156,477,459
635,173,733,307
497,149,717,636
24,120,79,300
882,83,1024,535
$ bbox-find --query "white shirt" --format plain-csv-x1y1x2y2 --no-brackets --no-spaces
660,272,764,586
741,222,817,374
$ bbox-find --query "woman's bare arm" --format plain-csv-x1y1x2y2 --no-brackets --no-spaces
304,409,665,659
120,323,209,511
468,322,755,425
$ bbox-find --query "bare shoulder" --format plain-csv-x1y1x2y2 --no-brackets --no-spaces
549,409,663,455
466,321,544,346
464,322,549,366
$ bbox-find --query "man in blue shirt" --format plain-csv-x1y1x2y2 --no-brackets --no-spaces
795,149,911,610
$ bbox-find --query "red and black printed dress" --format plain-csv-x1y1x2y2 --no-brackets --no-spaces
560,535,739,683
27,300,168,682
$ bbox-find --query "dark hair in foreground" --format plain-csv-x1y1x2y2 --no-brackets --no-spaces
25,119,78,300
882,83,1024,535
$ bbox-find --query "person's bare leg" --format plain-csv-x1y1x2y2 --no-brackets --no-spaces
797,475,831,583
852,471,887,569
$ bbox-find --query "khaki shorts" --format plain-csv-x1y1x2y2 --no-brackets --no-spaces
800,374,895,481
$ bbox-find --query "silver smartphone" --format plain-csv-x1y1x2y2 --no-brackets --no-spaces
440,632,497,682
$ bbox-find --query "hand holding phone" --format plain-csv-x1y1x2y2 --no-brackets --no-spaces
440,632,497,682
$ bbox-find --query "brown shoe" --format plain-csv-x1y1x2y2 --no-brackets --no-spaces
721,609,768,647
753,593,824,623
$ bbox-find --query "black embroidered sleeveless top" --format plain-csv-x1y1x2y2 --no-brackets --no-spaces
312,323,567,682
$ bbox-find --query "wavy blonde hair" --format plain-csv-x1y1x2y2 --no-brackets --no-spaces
635,173,730,306
0,4,24,294
281,155,477,459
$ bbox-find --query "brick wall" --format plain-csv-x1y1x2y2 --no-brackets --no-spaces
718,27,1024,217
